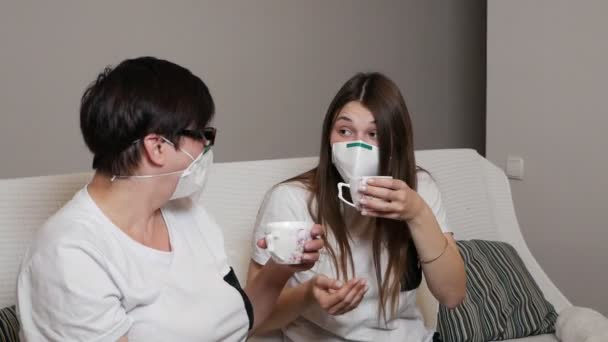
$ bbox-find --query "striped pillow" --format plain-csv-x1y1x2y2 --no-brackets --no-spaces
437,240,557,341
0,305,19,342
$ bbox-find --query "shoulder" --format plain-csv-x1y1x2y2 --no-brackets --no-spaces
416,169,437,188
253,181,315,235
415,169,452,233
19,224,110,293
415,169,441,201
268,181,311,201
259,181,312,212
25,188,109,263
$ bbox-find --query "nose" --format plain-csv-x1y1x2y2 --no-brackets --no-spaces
354,132,376,146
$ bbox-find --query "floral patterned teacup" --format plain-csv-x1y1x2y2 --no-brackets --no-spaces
264,221,313,264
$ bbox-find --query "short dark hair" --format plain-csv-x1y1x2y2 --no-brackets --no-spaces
80,56,215,175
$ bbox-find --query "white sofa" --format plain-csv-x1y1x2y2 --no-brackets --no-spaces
0,149,574,341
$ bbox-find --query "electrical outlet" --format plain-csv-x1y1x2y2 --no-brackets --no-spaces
506,155,524,180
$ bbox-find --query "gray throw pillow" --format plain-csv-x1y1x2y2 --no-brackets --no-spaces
437,240,557,341
0,305,19,342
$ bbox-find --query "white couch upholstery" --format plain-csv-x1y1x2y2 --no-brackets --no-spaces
0,149,571,341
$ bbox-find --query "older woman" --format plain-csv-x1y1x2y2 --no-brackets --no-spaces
17,57,323,342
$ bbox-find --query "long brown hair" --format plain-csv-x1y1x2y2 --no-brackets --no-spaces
287,72,419,322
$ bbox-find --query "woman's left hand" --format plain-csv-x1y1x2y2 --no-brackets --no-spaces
358,177,426,222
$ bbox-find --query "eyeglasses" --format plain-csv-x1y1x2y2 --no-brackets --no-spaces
180,127,217,147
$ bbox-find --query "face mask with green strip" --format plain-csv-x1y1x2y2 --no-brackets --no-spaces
331,140,379,182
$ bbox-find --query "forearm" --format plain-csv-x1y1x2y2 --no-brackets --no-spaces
244,261,292,334
245,260,317,335
251,279,313,334
409,206,466,308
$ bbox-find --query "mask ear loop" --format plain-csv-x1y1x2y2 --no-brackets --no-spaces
110,139,144,182
161,136,197,161
110,136,195,181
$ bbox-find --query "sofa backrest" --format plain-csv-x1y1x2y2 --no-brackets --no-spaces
0,172,91,308
202,149,500,283
0,149,570,313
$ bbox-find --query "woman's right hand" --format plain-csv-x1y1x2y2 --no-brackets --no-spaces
308,275,368,315
257,224,325,274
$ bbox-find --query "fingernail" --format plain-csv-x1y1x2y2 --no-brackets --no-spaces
336,281,343,287
366,178,373,184
359,198,367,205
359,185,367,191
361,210,367,216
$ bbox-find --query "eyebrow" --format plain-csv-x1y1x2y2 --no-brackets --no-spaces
335,115,376,124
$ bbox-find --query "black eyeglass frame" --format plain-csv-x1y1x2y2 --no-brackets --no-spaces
179,127,217,146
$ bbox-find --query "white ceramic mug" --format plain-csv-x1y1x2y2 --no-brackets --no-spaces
264,221,313,264
337,176,393,209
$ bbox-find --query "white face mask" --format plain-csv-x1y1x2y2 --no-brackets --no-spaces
112,138,213,200
331,140,379,182
168,146,213,200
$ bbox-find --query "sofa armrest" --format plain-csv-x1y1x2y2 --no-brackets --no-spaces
556,306,608,342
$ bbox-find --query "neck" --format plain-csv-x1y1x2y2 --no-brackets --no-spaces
87,172,168,239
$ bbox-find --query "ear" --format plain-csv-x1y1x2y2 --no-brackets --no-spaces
140,134,174,167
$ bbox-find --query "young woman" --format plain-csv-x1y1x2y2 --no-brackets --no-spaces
247,72,465,341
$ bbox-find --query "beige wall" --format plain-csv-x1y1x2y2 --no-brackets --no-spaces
0,1,485,179
487,0,608,314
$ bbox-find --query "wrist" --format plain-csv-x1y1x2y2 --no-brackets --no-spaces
262,259,294,287
304,279,316,305
406,199,432,229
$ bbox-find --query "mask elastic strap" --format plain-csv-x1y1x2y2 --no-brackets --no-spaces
110,137,198,181
161,137,196,161
112,169,185,181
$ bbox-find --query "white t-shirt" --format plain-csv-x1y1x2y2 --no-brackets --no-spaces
17,187,251,342
251,172,451,342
